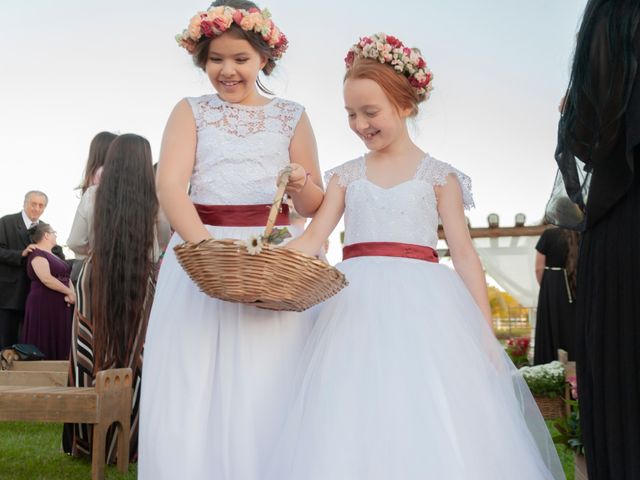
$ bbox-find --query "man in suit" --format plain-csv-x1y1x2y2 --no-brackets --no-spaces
0,190,50,348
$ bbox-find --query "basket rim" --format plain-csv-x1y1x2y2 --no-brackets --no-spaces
174,238,338,270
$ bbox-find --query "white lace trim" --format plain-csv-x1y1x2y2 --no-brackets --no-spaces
416,156,475,210
324,155,474,209
324,157,365,188
187,95,304,139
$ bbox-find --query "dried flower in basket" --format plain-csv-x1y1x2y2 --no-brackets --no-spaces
235,227,291,255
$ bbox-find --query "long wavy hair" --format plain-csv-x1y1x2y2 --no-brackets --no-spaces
560,0,640,163
562,229,580,295
78,132,118,193
90,134,158,371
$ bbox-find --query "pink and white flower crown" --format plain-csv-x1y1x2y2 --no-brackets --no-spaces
345,33,433,100
176,6,288,59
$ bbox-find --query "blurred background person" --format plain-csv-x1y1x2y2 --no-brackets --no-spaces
21,223,75,359
67,132,118,265
0,190,50,348
533,225,578,364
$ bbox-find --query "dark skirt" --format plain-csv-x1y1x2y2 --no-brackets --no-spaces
576,166,640,479
533,269,576,365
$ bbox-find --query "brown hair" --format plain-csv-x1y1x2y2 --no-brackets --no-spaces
28,222,51,243
562,229,580,295
344,58,422,117
90,134,158,371
192,0,276,94
78,132,118,193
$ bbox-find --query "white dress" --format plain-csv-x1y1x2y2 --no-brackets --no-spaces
266,155,566,480
138,95,314,480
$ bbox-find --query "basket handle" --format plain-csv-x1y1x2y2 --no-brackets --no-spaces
264,166,292,238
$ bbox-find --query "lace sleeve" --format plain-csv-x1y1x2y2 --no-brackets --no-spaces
324,157,365,188
279,100,305,140
418,157,475,209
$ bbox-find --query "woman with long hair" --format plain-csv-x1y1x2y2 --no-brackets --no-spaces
556,0,640,477
63,133,160,464
77,131,117,194
68,131,117,263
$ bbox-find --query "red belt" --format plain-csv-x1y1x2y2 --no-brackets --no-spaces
343,242,439,263
194,203,290,227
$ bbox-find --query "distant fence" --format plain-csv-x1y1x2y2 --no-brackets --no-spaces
492,307,535,337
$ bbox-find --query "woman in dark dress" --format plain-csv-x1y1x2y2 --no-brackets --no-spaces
533,227,578,365
556,1,640,478
22,223,75,359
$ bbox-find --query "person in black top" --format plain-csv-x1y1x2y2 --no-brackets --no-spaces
556,0,640,478
533,226,578,365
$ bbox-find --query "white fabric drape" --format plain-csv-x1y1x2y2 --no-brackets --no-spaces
472,236,540,308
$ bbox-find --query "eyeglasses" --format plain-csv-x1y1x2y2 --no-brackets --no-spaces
47,230,57,235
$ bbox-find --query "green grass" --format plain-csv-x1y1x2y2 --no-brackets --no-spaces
0,422,136,480
547,420,575,480
0,421,573,479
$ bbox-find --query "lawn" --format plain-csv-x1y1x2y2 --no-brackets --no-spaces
0,421,574,480
0,422,136,480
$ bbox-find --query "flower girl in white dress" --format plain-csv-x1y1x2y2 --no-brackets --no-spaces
138,2,324,479
267,33,566,479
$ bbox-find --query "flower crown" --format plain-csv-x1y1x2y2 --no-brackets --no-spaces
176,6,288,59
345,33,433,100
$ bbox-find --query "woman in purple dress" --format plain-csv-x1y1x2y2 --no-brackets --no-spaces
21,223,75,359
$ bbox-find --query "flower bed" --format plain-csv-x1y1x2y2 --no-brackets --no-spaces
504,337,531,367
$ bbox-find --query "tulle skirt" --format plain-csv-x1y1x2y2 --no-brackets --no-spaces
266,256,565,480
138,226,314,480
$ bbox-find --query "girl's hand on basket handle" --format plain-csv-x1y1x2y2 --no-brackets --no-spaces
284,163,309,195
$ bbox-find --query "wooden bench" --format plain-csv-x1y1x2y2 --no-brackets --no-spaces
0,360,69,387
0,368,132,480
9,360,69,372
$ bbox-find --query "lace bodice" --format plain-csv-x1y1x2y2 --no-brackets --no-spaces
325,155,474,249
187,95,304,204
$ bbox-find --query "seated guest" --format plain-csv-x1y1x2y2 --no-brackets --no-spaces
21,223,75,359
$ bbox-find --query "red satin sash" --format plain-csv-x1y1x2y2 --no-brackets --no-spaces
194,203,290,227
343,242,439,263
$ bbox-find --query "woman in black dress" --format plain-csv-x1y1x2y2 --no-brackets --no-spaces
556,0,640,478
533,227,578,365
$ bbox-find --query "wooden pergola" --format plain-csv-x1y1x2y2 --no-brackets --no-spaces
438,225,548,240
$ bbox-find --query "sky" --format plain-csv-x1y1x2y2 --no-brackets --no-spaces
0,0,587,262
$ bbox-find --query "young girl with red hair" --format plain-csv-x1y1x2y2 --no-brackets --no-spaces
268,33,565,480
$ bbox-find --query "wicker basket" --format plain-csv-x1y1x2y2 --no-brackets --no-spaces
533,395,564,420
174,168,348,312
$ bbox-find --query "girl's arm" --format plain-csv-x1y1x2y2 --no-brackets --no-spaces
31,256,74,297
156,99,211,243
286,112,324,217
286,177,345,256
535,252,546,284
437,174,492,327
